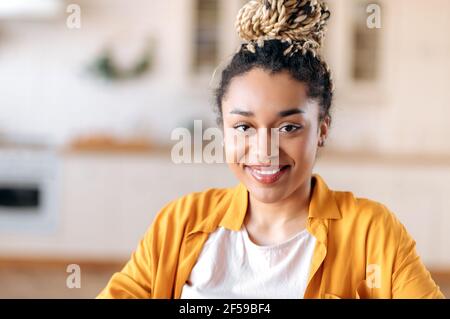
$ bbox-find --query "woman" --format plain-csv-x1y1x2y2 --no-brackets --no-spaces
97,0,444,299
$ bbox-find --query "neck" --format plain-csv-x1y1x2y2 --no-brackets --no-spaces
245,176,313,229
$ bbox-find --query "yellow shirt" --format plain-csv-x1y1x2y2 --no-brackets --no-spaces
97,174,445,299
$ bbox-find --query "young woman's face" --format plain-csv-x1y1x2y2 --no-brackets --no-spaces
222,68,328,204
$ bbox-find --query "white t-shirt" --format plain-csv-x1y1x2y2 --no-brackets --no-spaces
180,224,317,299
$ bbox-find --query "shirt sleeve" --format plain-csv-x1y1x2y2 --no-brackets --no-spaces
391,221,445,299
96,227,153,299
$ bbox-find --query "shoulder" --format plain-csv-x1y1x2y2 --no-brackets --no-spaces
333,190,405,241
150,186,235,232
329,190,411,266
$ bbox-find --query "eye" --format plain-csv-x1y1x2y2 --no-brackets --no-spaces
279,124,302,133
233,123,255,134
234,124,249,132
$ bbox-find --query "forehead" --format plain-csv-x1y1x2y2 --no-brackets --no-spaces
223,68,310,112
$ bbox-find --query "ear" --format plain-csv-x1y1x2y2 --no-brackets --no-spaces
318,115,331,147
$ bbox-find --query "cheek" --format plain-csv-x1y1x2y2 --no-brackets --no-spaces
223,131,248,164
224,133,277,165
281,131,318,164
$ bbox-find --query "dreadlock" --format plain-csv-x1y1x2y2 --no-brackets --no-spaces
215,0,334,127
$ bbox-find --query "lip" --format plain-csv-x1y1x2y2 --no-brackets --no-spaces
244,164,290,185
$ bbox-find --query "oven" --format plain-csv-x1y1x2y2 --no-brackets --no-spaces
0,148,59,235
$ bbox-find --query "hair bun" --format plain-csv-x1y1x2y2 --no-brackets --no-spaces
235,0,330,56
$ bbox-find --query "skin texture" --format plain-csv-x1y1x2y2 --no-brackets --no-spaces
222,68,330,245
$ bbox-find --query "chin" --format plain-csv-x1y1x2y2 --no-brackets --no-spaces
241,168,294,203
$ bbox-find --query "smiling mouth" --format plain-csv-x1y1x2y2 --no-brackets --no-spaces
244,165,290,184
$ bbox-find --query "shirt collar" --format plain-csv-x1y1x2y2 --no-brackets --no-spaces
219,173,342,232
187,173,342,238
218,182,249,231
308,174,342,220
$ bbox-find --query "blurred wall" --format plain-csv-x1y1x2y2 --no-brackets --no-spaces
0,0,448,155
0,0,241,145
326,0,450,155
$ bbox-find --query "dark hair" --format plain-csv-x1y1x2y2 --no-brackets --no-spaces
214,39,333,127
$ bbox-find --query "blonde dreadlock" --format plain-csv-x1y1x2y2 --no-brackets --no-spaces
233,0,334,93
235,0,330,58
214,0,334,126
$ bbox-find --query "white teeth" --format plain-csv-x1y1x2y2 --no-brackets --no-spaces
253,168,281,175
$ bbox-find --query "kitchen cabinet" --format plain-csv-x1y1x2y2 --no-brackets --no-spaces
0,151,238,261
0,150,448,270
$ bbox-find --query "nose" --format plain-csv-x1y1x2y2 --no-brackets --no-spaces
250,128,279,165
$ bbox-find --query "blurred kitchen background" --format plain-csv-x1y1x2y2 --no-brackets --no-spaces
0,0,449,298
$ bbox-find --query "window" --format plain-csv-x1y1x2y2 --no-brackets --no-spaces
351,1,382,82
193,0,220,73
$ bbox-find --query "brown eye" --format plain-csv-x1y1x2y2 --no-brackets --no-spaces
279,124,302,133
234,124,250,132
233,124,256,136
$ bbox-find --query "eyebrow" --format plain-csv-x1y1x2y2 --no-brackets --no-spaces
229,108,305,117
